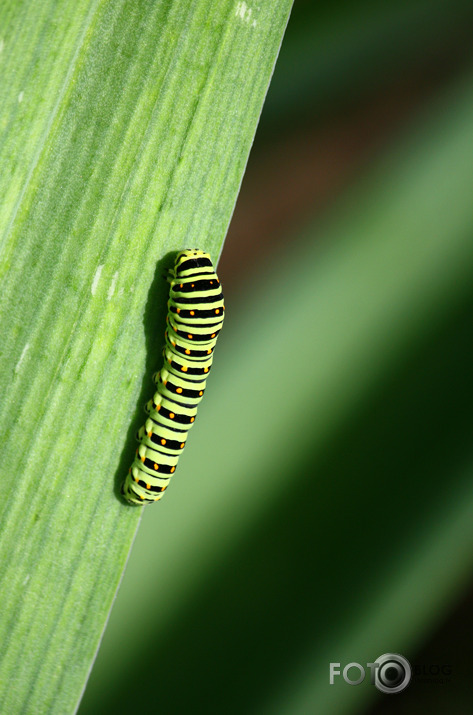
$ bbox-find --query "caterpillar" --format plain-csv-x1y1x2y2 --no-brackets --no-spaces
121,249,224,505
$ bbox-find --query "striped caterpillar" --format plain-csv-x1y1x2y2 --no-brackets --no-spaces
121,249,224,504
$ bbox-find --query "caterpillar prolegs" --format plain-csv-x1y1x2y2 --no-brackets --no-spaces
121,249,224,505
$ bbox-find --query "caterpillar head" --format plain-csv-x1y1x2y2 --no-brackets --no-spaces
175,249,211,274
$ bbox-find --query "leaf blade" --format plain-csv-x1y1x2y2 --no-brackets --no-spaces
0,1,293,711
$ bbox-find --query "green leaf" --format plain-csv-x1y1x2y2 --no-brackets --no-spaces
0,1,293,712
80,71,473,712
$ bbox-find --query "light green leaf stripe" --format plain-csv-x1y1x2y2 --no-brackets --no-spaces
0,1,293,712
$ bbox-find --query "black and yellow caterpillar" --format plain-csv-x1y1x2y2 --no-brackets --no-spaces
122,249,224,504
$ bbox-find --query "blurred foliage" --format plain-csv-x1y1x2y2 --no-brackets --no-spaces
264,0,473,129
79,2,473,714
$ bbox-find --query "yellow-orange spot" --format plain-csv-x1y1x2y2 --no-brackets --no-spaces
177,308,180,313
176,387,183,394
171,340,176,347
188,334,193,339
139,494,145,500
204,367,209,373
146,483,151,489
199,390,203,396
215,309,220,314
169,412,175,419
161,438,166,445
190,310,195,316
171,466,175,473
191,283,194,288
134,475,139,483
141,455,145,463
210,281,214,285
190,417,195,423
181,366,188,372
154,463,159,471
185,349,191,355
180,443,185,449
148,430,152,438
157,405,161,411
211,333,216,338
207,349,211,354
168,358,172,364
180,283,183,288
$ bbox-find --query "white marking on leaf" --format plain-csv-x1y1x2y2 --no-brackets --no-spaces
18,91,24,103
107,271,119,300
235,1,255,24
91,264,104,296
15,343,30,373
